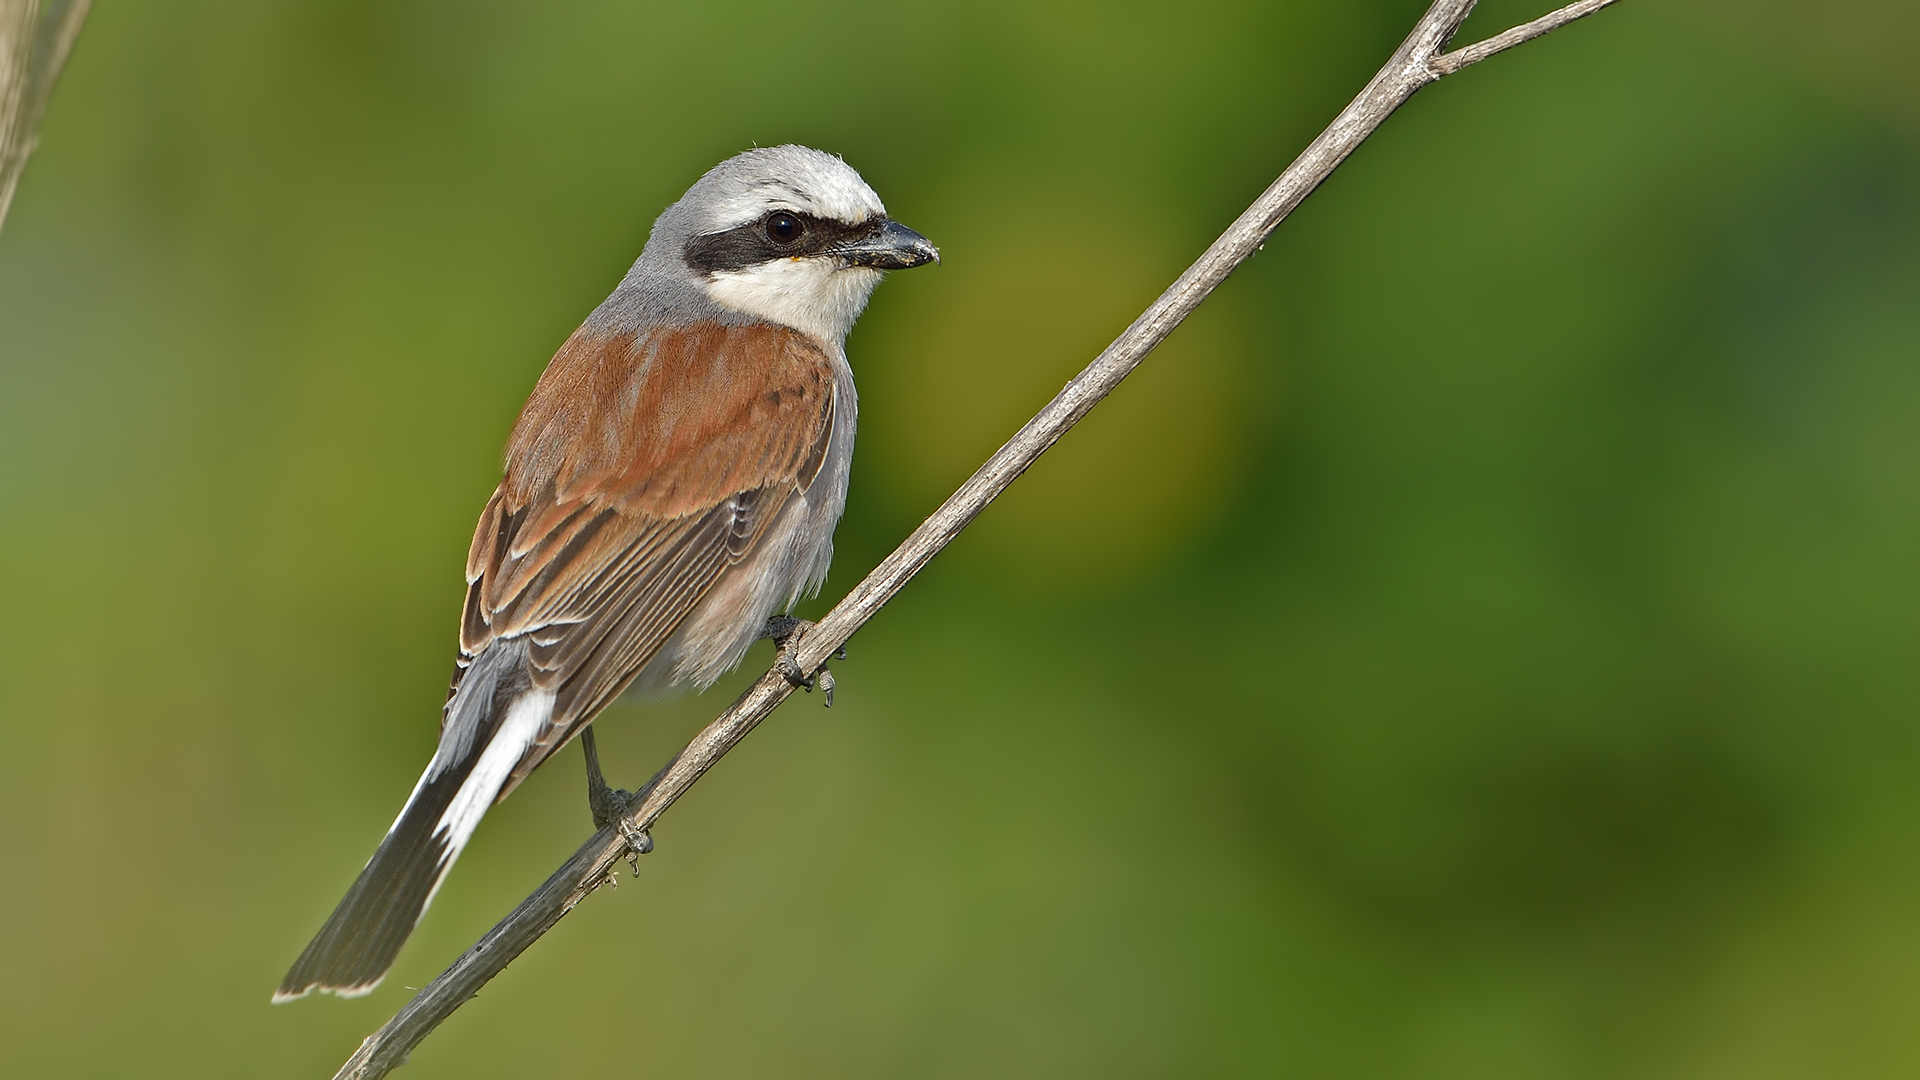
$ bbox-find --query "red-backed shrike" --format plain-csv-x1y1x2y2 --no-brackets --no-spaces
276,145,937,1002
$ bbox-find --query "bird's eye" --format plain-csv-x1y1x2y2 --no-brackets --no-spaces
765,212,805,245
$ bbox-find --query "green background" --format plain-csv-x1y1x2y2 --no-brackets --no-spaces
3,0,1919,1075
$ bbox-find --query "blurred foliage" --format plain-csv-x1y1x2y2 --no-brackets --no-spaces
2,0,1919,1076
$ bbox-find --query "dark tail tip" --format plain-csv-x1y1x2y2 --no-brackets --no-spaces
274,787,458,1003
277,640,539,1003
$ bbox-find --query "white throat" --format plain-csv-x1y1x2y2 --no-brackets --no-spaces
703,259,884,343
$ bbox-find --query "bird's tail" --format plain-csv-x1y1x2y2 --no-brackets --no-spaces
274,640,551,1002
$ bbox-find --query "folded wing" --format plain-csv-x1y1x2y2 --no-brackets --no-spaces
459,320,838,796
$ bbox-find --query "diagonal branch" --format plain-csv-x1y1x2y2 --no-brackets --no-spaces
330,1,1623,1075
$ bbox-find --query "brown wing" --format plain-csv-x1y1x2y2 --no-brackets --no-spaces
456,320,837,794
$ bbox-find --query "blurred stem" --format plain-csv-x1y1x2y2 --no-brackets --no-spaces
330,0,1624,1076
0,0,90,233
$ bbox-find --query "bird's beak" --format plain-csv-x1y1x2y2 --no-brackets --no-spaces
836,220,940,270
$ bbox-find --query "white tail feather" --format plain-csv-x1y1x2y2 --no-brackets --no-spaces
420,688,554,912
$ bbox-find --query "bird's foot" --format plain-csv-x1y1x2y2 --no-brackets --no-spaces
582,726,653,878
758,614,808,646
758,615,845,707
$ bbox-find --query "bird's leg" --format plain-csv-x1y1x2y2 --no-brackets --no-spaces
581,724,626,828
580,725,653,873
757,615,846,707
758,614,807,647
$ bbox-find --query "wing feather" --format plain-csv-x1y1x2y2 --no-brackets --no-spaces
453,321,838,792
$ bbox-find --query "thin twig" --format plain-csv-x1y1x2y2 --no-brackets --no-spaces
0,0,91,232
1430,0,1622,76
330,1,1622,1075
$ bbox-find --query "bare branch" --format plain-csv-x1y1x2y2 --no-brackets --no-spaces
1430,0,1622,77
0,0,91,232
330,1,1622,1075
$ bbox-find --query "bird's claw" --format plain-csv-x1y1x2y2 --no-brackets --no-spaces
776,647,812,687
590,785,652,843
616,818,653,878
763,615,840,707
613,812,654,854
779,659,836,706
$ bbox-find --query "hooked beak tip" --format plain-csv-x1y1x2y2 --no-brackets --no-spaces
843,219,939,270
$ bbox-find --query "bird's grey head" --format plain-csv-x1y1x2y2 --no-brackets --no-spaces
615,145,938,343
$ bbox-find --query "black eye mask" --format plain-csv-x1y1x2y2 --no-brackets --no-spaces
683,211,889,274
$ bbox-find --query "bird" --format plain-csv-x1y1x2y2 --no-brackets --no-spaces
274,145,938,1003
